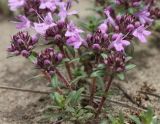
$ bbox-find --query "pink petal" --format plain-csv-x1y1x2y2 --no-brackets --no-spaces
122,40,130,46
138,34,147,43
98,23,108,33
68,10,78,16
143,30,151,36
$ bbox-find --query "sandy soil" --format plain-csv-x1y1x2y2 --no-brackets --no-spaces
0,0,160,124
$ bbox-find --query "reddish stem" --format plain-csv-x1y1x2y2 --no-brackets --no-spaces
55,68,72,90
94,75,114,120
60,46,72,80
65,62,72,80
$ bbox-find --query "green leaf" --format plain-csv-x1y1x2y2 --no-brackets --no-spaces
119,112,125,124
125,56,133,62
71,75,87,84
140,107,154,124
73,67,86,77
129,115,141,124
90,70,105,77
126,42,135,56
97,64,106,69
97,77,105,90
108,115,118,124
51,75,59,89
83,113,93,120
66,106,75,113
84,105,95,112
125,64,136,70
70,88,84,105
80,52,95,63
61,58,70,63
50,92,65,107
100,120,109,124
77,109,85,117
152,116,159,124
101,53,108,59
66,46,75,57
28,52,37,63
69,58,80,63
117,73,125,80
79,16,101,32
65,91,76,105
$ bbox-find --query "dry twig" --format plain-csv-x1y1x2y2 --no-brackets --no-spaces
138,91,160,98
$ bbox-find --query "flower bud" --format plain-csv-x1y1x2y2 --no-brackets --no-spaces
104,52,126,73
135,21,141,27
112,34,119,41
54,34,62,43
55,53,63,62
21,50,30,57
44,60,51,66
116,15,122,22
36,48,63,76
92,44,101,51
127,24,135,32
103,34,109,41
31,34,39,44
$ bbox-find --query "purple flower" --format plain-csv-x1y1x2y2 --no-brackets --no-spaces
98,22,108,33
66,35,83,49
114,0,122,4
34,12,56,34
39,0,59,11
65,22,83,37
65,22,84,48
8,0,25,11
58,2,78,21
110,33,130,51
133,26,151,43
135,9,153,24
15,15,31,30
104,10,117,27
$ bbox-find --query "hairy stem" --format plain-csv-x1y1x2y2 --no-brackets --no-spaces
94,75,114,120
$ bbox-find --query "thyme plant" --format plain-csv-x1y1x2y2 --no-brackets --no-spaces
7,0,160,123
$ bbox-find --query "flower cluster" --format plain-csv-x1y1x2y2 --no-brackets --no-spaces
104,52,126,73
7,0,160,76
7,32,38,57
8,0,84,76
86,1,158,56
86,30,110,52
45,21,67,46
36,48,63,76
85,0,160,74
8,0,83,48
